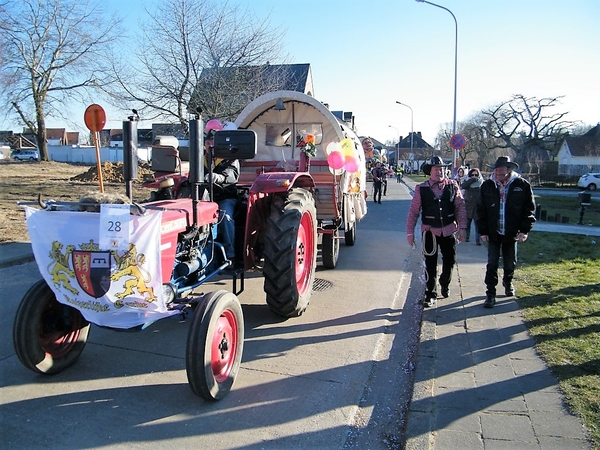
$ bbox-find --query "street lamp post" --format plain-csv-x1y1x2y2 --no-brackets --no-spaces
395,101,414,159
388,125,400,165
415,0,459,170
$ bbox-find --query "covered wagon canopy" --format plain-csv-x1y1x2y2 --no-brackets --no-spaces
234,90,368,219
234,90,364,165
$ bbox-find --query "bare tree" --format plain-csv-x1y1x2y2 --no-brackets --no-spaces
106,0,288,136
481,94,576,167
0,0,123,160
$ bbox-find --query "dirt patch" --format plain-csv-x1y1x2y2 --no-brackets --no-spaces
71,161,154,183
0,160,155,243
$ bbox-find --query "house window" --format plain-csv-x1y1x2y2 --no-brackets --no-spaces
265,123,323,147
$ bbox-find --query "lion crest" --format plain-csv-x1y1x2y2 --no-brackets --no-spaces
110,243,157,302
47,241,79,295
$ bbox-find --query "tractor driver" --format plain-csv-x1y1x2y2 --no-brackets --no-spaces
204,120,240,264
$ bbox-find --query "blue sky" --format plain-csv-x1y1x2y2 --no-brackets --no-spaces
32,0,600,146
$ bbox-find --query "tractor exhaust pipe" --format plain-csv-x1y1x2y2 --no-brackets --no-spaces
122,118,139,201
188,119,204,226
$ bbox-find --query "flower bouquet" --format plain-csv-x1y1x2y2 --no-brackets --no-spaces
298,134,317,158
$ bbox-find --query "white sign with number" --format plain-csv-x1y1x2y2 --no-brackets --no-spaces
100,204,131,250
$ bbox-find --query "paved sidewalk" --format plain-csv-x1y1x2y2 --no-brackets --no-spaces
402,178,592,449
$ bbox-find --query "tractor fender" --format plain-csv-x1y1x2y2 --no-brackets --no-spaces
249,172,314,195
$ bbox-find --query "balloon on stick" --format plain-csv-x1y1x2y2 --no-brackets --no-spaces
327,151,345,170
205,119,223,133
340,138,354,156
325,141,340,156
344,155,359,173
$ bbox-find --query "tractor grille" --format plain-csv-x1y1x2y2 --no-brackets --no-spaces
312,278,333,292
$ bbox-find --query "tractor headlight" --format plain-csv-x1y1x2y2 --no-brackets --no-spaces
162,283,177,304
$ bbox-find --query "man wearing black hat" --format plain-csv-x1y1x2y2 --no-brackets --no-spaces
476,156,536,308
406,156,467,307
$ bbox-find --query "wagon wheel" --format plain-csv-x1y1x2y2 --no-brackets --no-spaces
263,188,317,317
186,290,244,401
321,229,340,269
13,280,90,375
344,222,356,246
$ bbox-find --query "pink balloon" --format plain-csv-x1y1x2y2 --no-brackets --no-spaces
344,155,359,173
205,119,223,133
327,151,344,170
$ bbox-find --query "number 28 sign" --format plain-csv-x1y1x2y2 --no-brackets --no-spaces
99,204,131,251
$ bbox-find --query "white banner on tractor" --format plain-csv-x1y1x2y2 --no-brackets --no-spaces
25,207,177,329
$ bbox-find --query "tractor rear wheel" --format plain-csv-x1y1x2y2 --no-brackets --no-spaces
321,229,339,269
13,280,90,375
186,290,244,401
264,188,317,317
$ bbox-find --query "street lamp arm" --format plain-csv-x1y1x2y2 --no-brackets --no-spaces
395,101,413,114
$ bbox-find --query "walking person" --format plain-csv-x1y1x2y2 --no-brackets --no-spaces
371,162,384,204
382,164,389,196
461,167,484,245
396,163,404,183
476,156,536,308
453,166,467,187
406,156,467,307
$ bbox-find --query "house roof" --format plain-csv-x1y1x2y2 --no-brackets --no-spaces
565,124,600,156
66,132,79,145
398,132,433,150
261,64,312,93
197,63,312,96
46,128,67,140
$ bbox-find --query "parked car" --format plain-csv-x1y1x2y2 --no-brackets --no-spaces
12,149,39,161
577,173,600,191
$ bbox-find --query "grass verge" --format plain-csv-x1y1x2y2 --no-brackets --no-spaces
516,231,599,448
534,194,600,227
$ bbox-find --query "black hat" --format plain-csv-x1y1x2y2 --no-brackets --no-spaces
421,156,450,176
490,156,518,170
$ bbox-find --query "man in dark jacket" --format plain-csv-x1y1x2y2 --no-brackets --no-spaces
476,156,536,308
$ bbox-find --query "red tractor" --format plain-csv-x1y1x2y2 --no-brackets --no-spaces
13,119,253,401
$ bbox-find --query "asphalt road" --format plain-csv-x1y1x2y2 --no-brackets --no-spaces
0,181,422,450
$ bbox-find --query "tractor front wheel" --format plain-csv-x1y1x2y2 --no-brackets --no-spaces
13,280,90,375
186,290,244,401
321,229,340,269
264,188,317,317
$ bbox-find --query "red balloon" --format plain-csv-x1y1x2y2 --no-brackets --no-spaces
327,151,344,170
